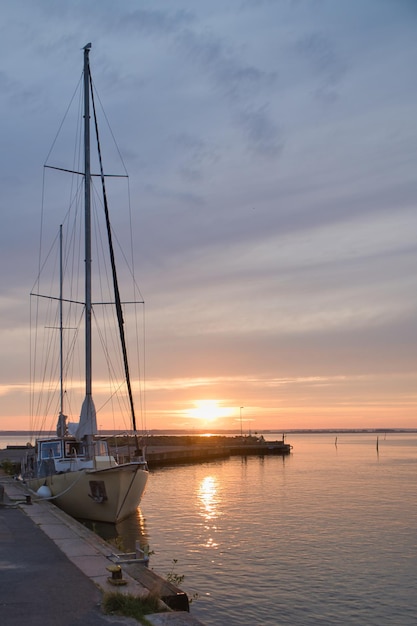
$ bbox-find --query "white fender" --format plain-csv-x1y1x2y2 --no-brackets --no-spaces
37,485,52,498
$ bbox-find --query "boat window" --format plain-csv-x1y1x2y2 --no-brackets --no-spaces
64,441,84,457
94,440,109,456
40,441,62,460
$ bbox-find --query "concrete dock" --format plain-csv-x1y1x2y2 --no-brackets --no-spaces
0,476,204,625
113,435,292,467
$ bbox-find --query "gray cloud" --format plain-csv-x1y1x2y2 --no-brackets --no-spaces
236,104,283,157
296,31,347,101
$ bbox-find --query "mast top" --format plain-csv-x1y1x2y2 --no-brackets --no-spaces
83,42,92,51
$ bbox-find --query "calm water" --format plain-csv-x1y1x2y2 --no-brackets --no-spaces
2,432,416,624
135,433,417,625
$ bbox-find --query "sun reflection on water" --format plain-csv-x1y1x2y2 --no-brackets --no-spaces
198,475,220,548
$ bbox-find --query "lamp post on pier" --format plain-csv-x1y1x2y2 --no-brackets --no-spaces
240,406,244,438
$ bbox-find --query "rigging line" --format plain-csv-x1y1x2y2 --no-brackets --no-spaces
103,175,145,429
109,228,145,298
92,179,144,306
43,296,62,422
32,235,61,427
31,230,61,430
142,303,147,433
126,179,146,432
116,467,141,521
31,231,84,434
89,185,143,429
126,175,144,428
29,296,36,435
134,303,146,434
89,76,129,177
90,166,144,300
89,204,136,433
31,165,50,432
30,293,84,306
44,164,128,178
31,292,142,306
102,165,145,429
89,193,135,434
25,468,86,502
30,229,60,293
90,73,137,432
43,73,83,166
30,176,84,295
90,191,123,383
62,307,83,388
91,307,132,428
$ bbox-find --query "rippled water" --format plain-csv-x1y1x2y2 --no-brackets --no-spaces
135,433,417,625
4,432,416,624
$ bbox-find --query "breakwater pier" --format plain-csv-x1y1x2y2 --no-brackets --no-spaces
111,434,292,467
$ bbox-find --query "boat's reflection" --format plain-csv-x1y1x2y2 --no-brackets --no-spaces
81,472,223,554
80,508,149,552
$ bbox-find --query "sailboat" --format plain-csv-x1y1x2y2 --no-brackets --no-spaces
21,44,149,523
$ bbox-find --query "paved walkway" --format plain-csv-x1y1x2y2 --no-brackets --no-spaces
0,477,204,625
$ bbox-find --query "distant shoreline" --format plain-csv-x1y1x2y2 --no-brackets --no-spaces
1,428,416,436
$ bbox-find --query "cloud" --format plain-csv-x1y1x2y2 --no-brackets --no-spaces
235,105,283,157
171,131,221,181
174,24,280,157
0,0,416,429
117,6,195,36
296,31,347,101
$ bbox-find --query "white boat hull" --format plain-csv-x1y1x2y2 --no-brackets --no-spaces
25,463,148,523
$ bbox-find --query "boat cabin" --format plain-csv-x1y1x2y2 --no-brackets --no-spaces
38,438,109,459
33,437,113,477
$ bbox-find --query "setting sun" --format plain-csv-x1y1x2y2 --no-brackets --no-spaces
184,400,234,423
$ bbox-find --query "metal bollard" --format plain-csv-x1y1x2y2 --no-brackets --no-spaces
106,564,127,586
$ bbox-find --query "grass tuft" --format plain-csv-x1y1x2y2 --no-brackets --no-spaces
103,590,164,622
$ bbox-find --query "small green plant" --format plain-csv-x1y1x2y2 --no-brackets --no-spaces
166,558,185,586
103,590,164,623
0,459,16,476
165,559,199,603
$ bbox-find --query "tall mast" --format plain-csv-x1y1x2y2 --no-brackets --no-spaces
84,43,92,401
76,42,97,443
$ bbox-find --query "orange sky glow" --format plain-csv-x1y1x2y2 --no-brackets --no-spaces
0,370,415,432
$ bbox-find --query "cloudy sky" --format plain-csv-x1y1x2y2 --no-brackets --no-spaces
0,0,416,432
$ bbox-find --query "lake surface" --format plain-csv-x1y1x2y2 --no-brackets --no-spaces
3,432,416,624
95,432,416,625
